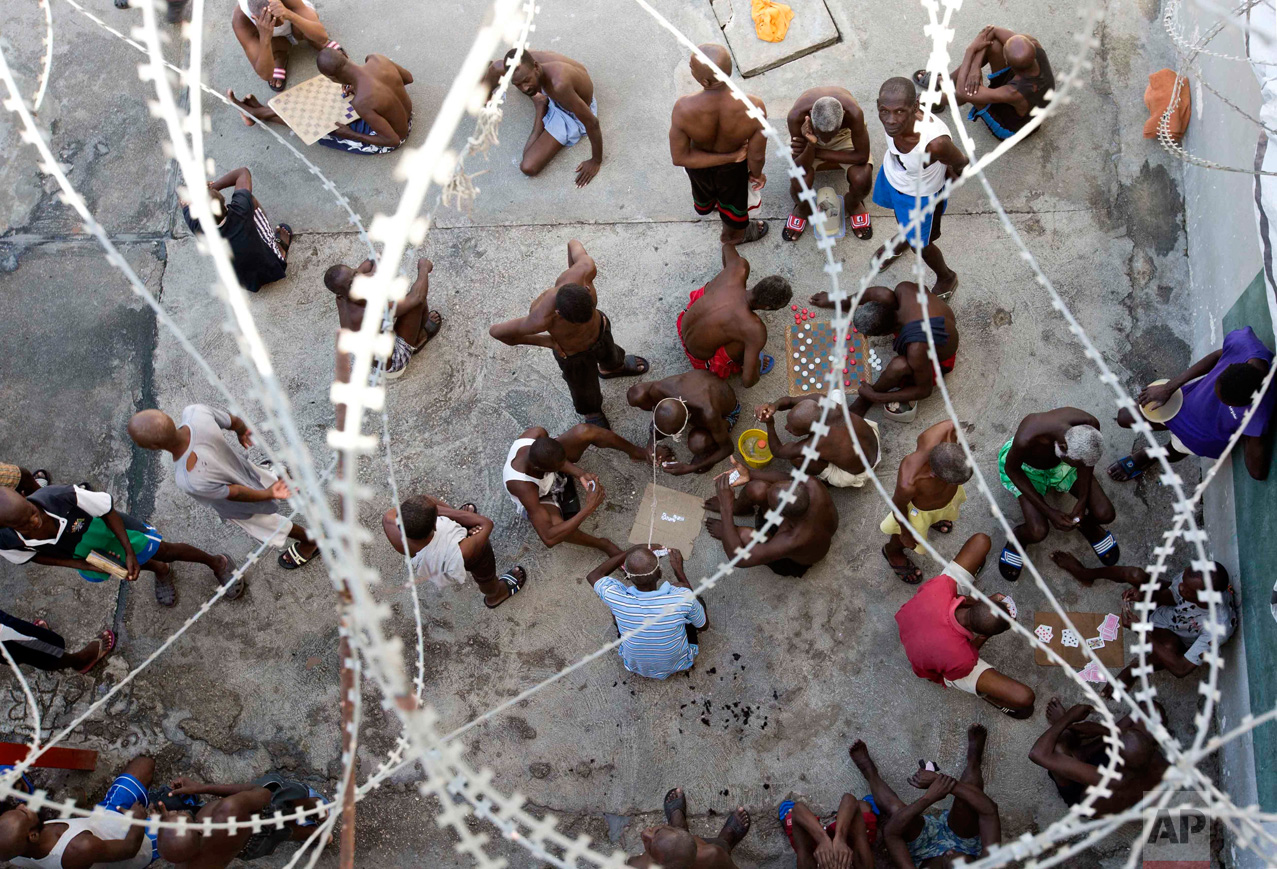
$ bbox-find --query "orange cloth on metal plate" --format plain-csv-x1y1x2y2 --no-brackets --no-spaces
751,0,794,42
1143,69,1191,141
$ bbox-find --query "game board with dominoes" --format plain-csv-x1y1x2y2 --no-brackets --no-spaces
783,306,870,398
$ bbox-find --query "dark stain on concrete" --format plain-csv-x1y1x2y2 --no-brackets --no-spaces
1114,162,1185,257
1121,323,1191,388
992,308,1013,329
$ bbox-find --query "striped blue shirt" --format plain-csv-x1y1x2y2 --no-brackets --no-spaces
593,577,706,679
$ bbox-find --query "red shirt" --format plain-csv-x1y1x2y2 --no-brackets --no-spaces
894,575,978,684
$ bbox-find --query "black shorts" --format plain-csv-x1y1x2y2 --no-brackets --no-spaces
0,609,66,671
686,160,750,227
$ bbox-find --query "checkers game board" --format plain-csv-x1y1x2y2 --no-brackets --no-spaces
783,307,868,398
267,76,359,146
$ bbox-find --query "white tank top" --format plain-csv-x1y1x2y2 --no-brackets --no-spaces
881,115,953,197
11,814,153,869
502,439,554,511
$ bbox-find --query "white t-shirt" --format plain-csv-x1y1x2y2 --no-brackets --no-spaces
174,404,278,522
409,516,469,587
882,115,953,197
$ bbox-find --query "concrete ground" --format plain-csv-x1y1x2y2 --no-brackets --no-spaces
0,0,1215,865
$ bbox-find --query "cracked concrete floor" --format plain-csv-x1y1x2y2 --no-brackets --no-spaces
0,0,1214,865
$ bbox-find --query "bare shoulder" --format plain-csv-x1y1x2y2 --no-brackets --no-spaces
747,92,767,115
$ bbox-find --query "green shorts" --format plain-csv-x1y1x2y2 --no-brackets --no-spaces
997,439,1077,499
74,515,163,582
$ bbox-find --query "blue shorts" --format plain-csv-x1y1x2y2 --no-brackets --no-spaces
967,68,1019,140
906,811,981,863
0,765,34,794
316,117,410,155
99,773,158,864
871,165,946,249
542,95,598,147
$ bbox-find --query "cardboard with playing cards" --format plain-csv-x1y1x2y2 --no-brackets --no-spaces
1061,629,1080,647
1098,613,1121,642
1034,624,1054,644
1078,661,1109,683
1034,611,1124,668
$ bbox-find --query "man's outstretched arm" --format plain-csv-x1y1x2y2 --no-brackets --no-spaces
395,258,432,318
1028,703,1104,785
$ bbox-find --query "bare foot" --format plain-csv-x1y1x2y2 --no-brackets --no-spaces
809,291,834,309
848,739,874,775
1046,696,1066,725
966,723,987,763
717,807,751,851
227,89,259,126
1049,551,1091,586
702,495,721,512
705,517,724,539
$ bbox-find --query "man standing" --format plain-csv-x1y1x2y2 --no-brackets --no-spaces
705,462,838,577
1109,326,1275,482
490,239,648,429
0,486,234,608
941,26,1054,140
382,495,527,609
754,393,880,489
488,48,603,186
128,405,318,576
628,789,751,869
996,408,1117,581
325,256,442,380
0,610,114,675
180,167,288,294
873,78,967,299
587,546,705,680
894,532,1035,718
627,370,740,476
677,244,792,387
784,88,874,241
230,0,332,91
670,44,769,245
881,421,972,584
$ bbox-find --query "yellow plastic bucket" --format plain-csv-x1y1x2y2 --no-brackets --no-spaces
737,428,773,469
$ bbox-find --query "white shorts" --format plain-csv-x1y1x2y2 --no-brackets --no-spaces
942,559,977,595
944,657,994,694
230,512,294,548
1169,432,1197,457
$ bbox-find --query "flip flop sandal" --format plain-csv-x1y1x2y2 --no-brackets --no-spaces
740,220,769,244
722,808,752,845
485,566,527,609
998,544,1023,581
782,215,807,241
598,354,649,380
113,0,129,8
165,0,187,23
910,70,949,112
1091,532,1120,566
918,759,941,772
77,629,116,674
32,618,50,630
224,573,247,601
935,277,959,302
583,412,611,430
275,223,293,253
213,553,237,585
930,520,954,534
269,68,287,92
278,542,318,569
422,311,444,343
32,469,51,487
759,353,775,376
154,572,178,608
850,212,873,240
883,545,923,584
1107,455,1145,482
663,788,687,825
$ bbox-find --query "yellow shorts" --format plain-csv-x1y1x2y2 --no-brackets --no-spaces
881,486,967,552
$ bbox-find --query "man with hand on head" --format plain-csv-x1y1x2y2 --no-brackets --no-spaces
228,0,332,90
784,88,874,242
326,256,441,381
933,26,1054,141
627,370,741,476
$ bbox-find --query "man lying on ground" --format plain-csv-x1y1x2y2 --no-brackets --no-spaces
627,371,740,476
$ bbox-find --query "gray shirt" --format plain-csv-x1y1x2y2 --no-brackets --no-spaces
174,404,278,521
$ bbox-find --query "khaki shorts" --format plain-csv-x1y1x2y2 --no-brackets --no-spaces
944,657,993,694
0,463,20,490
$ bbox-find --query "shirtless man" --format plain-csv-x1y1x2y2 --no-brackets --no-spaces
784,88,874,242
670,44,769,245
754,394,881,489
996,408,1117,581
482,49,602,186
928,27,1054,141
705,462,838,577
677,244,792,387
490,239,648,429
814,282,958,420
778,791,875,869
229,0,332,92
325,256,441,381
503,423,649,556
157,773,330,868
628,788,751,869
881,421,972,584
1029,698,1168,816
230,48,413,154
626,370,740,476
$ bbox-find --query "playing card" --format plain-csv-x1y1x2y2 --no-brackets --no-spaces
1085,636,1105,650
1099,613,1121,642
1061,629,1080,648
1078,661,1108,682
1034,624,1053,643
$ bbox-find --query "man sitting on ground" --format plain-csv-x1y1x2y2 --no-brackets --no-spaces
778,790,875,869
0,486,233,608
587,546,705,680
326,256,441,381
0,754,158,869
705,461,838,577
784,88,874,242
933,26,1054,141
1109,326,1275,482
848,727,999,869
894,533,1035,718
755,394,880,488
1029,698,1168,816
997,408,1117,581
482,48,603,186
157,772,330,867
881,421,971,584
678,244,791,388
128,404,319,578
670,44,769,245
230,48,413,154
383,494,527,609
627,371,740,476
504,424,648,556
628,788,750,868
1051,552,1238,696
229,0,333,92
180,167,289,294
813,281,958,421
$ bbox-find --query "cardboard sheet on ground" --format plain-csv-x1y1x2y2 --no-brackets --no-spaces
1034,611,1124,668
267,76,359,145
628,484,706,557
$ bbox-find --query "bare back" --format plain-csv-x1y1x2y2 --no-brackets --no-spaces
356,54,413,137
899,422,960,510
816,412,878,474
895,282,958,360
778,479,839,564
673,88,762,155
535,52,595,106
532,258,603,356
680,257,759,362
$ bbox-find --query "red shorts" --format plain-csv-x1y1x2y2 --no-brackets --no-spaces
677,287,742,379
782,809,878,850
940,354,956,374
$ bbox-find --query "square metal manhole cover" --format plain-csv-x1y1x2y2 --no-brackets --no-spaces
710,0,840,77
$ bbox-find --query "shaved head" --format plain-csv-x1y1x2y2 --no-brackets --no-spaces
654,399,689,438
623,548,658,579
690,43,732,87
786,398,820,434
649,826,697,869
1005,34,1036,70
769,482,810,518
128,409,178,451
317,46,348,79
0,489,34,528
0,807,37,860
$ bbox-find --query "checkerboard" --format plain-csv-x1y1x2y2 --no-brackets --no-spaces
782,309,868,398
267,76,359,145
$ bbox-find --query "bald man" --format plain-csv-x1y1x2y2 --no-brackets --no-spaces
629,789,751,868
670,44,769,245
753,393,880,489
627,370,740,476
941,27,1054,140
128,405,319,575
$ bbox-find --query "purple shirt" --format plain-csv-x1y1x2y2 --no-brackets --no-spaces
1166,327,1275,458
